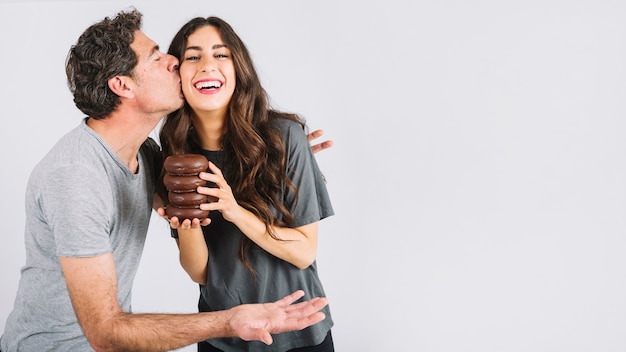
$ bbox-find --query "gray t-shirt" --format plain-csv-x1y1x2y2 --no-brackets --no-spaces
1,118,160,351
197,118,335,352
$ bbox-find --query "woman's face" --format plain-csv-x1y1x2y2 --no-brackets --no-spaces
179,25,236,117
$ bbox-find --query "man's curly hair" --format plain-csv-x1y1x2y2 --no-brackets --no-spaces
65,8,142,119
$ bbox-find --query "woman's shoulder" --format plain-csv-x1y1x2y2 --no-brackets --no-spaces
270,114,306,138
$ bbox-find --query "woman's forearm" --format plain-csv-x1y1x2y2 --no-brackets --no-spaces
231,207,318,269
177,228,209,284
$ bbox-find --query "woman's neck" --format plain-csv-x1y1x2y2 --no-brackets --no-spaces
192,112,225,151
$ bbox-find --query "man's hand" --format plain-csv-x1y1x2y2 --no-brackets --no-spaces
228,290,328,345
308,129,333,154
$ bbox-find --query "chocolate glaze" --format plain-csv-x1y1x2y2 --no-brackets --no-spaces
163,174,206,192
163,154,209,175
163,154,212,221
168,191,208,206
165,205,210,221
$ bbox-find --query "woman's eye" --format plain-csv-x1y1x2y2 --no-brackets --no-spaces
185,56,200,61
216,53,229,59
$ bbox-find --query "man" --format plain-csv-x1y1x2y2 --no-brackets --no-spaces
1,8,330,351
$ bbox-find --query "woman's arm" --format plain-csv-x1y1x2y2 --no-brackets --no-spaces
157,209,210,284
197,163,318,269
230,206,318,269
176,226,209,284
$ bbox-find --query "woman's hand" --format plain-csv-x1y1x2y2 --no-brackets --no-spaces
156,207,211,229
197,162,244,223
196,162,318,269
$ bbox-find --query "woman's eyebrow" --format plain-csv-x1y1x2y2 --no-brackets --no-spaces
185,44,228,51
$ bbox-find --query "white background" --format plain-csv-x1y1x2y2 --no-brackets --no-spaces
2,0,626,351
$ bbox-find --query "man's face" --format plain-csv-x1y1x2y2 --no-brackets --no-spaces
129,30,184,117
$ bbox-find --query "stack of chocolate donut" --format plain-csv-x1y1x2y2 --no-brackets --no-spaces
163,154,211,221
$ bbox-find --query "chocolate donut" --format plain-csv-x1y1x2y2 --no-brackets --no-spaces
165,205,210,222
163,154,212,221
168,191,208,206
164,154,209,175
163,174,206,192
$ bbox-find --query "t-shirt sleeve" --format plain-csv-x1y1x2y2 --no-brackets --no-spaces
41,165,113,257
280,120,334,227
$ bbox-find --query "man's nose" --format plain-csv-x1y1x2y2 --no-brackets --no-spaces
168,55,180,72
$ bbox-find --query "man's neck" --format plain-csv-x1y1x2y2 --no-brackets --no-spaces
86,113,158,173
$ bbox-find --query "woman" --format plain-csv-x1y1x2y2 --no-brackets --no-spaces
157,16,335,352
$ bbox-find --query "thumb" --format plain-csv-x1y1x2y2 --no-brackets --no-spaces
260,331,273,345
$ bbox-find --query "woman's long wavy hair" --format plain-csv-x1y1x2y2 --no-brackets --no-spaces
158,16,306,275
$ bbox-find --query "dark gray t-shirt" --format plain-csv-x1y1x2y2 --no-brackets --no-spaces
1,119,160,351
198,118,335,352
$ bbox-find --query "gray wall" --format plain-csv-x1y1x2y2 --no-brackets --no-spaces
2,0,626,351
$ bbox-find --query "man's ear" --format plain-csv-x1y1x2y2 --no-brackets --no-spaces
107,76,134,99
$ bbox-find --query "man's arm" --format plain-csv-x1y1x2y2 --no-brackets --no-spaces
60,254,327,352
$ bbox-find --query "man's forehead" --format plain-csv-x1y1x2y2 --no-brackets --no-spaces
131,30,158,57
